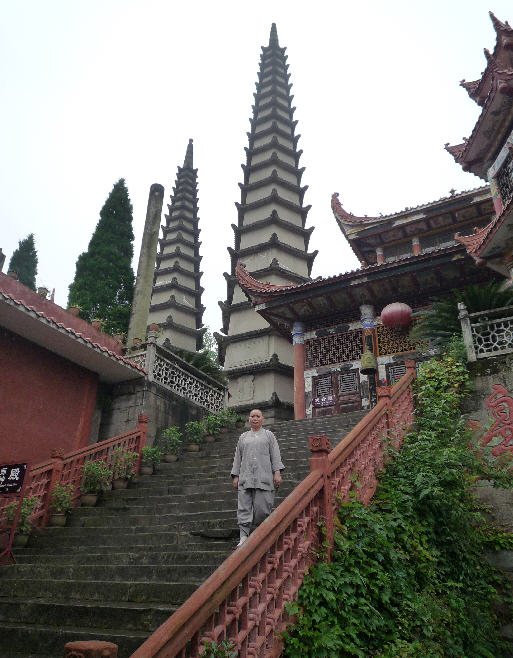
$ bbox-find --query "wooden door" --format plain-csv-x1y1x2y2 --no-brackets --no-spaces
312,370,361,417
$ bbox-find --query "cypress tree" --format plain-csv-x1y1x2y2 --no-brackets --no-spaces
8,233,38,290
68,179,135,335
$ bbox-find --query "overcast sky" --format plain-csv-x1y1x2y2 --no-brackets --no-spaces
1,0,510,334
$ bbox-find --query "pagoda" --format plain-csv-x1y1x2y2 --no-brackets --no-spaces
147,139,205,353
217,24,317,422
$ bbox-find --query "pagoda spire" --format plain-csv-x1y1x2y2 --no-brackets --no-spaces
147,139,205,353
217,25,317,422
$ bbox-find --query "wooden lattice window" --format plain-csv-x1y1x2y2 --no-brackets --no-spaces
376,324,419,356
387,363,406,385
338,371,359,394
314,374,334,397
305,329,362,368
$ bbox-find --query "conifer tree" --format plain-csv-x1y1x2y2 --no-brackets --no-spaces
68,179,135,335
8,233,38,290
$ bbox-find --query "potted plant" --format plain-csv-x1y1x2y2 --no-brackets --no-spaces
140,446,162,475
235,414,245,429
5,496,38,547
80,460,112,506
48,483,74,526
205,414,222,442
217,409,237,434
111,448,138,489
160,427,182,462
185,420,206,452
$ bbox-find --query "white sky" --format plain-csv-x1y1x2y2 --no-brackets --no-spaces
1,0,510,334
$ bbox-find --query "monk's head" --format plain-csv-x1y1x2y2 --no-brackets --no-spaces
248,409,264,431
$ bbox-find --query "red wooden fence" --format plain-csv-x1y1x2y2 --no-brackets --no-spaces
131,364,416,658
0,414,148,530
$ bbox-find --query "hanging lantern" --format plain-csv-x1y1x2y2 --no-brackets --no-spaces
360,349,378,374
380,302,412,329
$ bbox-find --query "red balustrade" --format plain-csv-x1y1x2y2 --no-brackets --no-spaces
0,414,148,530
131,366,416,658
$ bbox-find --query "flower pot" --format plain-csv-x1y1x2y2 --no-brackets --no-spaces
164,454,178,463
236,421,244,429
80,493,98,507
112,478,128,490
12,533,29,548
187,443,201,452
49,513,67,527
140,464,154,476
205,435,216,443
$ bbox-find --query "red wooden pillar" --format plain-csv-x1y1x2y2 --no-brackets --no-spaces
292,322,306,420
405,359,417,378
309,434,333,562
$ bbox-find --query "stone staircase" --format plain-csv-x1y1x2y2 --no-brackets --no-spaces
0,410,366,658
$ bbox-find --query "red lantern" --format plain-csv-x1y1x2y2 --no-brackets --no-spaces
380,302,412,329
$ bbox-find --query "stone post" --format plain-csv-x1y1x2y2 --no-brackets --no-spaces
376,247,384,265
127,183,164,348
309,434,333,562
292,321,306,420
412,236,421,256
458,302,477,362
360,304,378,407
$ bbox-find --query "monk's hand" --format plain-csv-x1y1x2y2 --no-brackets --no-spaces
274,471,282,488
232,476,239,489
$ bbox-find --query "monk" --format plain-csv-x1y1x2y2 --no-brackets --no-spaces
231,409,284,547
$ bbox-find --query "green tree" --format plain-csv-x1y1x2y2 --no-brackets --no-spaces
175,329,226,384
68,179,135,335
8,233,38,290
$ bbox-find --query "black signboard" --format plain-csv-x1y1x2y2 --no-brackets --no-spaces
0,463,28,495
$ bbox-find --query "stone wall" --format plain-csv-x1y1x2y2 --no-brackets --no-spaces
463,354,513,426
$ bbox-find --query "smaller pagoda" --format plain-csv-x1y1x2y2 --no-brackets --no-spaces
147,139,205,353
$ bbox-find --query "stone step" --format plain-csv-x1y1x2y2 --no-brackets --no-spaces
1,577,199,604
0,621,149,658
0,598,176,632
13,548,230,566
2,563,217,583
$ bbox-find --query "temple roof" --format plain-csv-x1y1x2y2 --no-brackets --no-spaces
445,12,513,179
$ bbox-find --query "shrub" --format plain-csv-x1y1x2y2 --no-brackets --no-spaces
160,427,182,454
5,496,39,535
111,448,138,480
141,446,162,466
185,421,206,444
49,483,74,513
81,460,112,494
205,414,222,436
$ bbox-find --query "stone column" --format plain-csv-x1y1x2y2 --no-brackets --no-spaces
412,236,421,256
292,321,306,420
127,183,164,348
458,301,477,362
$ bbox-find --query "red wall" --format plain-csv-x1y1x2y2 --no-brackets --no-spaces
0,327,98,466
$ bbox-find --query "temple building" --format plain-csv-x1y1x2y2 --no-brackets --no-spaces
237,186,497,418
216,24,317,422
446,13,513,278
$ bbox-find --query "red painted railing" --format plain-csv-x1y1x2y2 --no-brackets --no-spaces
131,364,416,658
0,415,148,529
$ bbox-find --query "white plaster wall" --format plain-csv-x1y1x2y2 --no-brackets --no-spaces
250,150,295,167
227,304,270,333
148,306,195,329
162,243,194,258
243,204,303,225
269,333,293,367
171,208,193,219
239,225,304,251
246,183,300,205
227,371,293,407
157,329,196,353
248,165,297,185
155,270,195,289
151,287,195,307
256,118,292,134
224,334,270,370
253,135,293,151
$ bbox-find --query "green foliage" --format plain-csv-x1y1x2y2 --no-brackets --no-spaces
205,414,222,436
111,448,138,480
141,446,162,465
68,179,135,335
201,640,237,658
5,496,38,534
81,460,112,494
283,351,508,657
217,409,238,428
49,483,74,513
411,281,513,348
9,233,38,290
160,427,182,454
175,329,226,384
185,420,206,444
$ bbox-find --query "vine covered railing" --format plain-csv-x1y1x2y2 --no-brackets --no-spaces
458,302,513,361
0,415,148,531
131,363,416,658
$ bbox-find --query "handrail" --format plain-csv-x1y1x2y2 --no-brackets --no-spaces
130,363,416,658
0,414,148,529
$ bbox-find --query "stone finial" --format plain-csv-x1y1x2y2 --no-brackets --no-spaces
183,139,194,168
0,248,5,272
269,23,279,47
